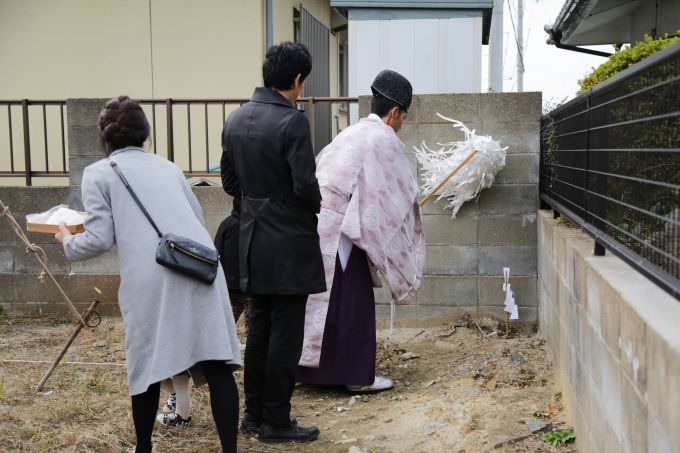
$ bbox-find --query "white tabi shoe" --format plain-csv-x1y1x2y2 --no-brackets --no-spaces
346,376,394,393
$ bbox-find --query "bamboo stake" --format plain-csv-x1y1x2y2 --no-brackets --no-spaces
418,149,478,207
504,311,510,337
36,299,101,392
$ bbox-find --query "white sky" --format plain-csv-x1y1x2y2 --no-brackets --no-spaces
480,0,614,108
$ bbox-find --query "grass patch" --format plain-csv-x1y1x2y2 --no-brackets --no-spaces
543,427,576,446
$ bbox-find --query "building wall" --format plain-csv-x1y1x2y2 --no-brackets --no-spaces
538,210,680,452
0,0,265,99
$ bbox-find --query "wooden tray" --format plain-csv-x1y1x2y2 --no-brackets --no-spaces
27,211,86,234
26,222,85,234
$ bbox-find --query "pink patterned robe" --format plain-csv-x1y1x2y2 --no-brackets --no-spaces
299,114,426,367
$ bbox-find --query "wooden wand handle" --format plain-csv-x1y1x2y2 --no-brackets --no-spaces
418,149,478,207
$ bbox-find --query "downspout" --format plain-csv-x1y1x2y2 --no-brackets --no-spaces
266,0,273,49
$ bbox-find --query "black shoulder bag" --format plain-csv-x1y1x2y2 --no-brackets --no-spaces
109,160,219,284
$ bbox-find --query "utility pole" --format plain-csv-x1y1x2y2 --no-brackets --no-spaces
517,0,524,92
489,0,504,92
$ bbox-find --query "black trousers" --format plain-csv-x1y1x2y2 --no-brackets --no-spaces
244,294,308,428
131,360,239,453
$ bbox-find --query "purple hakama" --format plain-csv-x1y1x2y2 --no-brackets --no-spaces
297,246,376,386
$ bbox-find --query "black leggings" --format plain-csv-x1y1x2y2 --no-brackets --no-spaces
131,360,239,453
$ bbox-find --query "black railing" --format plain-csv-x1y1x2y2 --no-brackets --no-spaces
0,97,357,183
0,100,69,186
540,42,680,300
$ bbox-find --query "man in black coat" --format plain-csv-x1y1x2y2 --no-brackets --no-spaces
220,41,325,443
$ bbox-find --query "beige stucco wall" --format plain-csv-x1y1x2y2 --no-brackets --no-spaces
0,0,347,186
0,0,265,99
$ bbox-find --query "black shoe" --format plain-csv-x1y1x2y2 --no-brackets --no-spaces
240,415,298,435
258,422,319,443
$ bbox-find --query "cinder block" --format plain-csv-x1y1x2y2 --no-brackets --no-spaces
70,249,119,274
204,214,226,238
478,245,536,276
13,243,70,274
373,286,392,305
422,214,477,245
417,276,477,306
420,197,478,217
599,277,621,359
68,153,101,186
476,304,537,324
13,273,120,303
537,210,554,264
398,122,422,151
646,326,680,450
0,187,69,213
424,245,478,275
618,298,647,392
477,184,537,215
0,244,14,273
479,92,542,123
620,370,648,453
413,122,481,153
415,93,481,124
0,218,14,243
66,98,108,128
478,121,540,154
478,275,537,307
494,153,539,184
417,305,473,323
68,185,85,212
376,303,417,322
0,274,12,302
478,214,537,246
67,126,104,158
192,187,232,215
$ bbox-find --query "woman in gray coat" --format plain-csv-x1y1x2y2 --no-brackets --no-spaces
55,96,241,453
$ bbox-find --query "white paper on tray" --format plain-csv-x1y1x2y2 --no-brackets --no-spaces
26,205,85,226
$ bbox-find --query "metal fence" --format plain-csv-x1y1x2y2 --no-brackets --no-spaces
0,97,357,183
540,42,680,300
0,100,68,186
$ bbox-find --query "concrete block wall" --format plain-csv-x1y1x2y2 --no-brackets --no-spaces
538,210,680,453
0,186,232,317
1,94,541,325
361,93,541,324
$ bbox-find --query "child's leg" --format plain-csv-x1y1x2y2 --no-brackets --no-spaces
171,374,191,419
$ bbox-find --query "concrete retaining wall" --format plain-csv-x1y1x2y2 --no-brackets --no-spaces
538,210,680,452
1,93,541,324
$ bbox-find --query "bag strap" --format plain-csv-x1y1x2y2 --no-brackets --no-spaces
108,159,163,238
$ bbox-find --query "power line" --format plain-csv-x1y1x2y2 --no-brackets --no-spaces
507,0,525,71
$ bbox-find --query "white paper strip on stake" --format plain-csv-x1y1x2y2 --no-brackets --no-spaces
503,267,510,291
504,285,513,307
510,304,519,320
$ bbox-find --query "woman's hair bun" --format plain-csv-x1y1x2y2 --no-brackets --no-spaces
98,96,149,155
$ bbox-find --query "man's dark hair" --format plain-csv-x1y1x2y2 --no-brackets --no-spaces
263,42,312,90
98,96,150,155
370,94,403,118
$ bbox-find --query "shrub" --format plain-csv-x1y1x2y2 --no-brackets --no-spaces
578,33,679,94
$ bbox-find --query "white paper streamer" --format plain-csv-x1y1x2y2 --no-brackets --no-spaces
415,114,508,218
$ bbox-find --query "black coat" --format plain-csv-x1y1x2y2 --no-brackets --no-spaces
214,198,241,291
220,88,326,296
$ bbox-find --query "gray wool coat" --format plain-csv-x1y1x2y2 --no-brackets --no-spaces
63,147,241,395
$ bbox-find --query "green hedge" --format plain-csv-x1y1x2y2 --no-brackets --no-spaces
578,34,679,94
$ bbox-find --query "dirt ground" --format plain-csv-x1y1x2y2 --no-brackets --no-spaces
0,315,578,452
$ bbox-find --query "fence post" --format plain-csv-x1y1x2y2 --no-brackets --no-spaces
166,99,174,162
306,98,315,150
21,99,32,186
